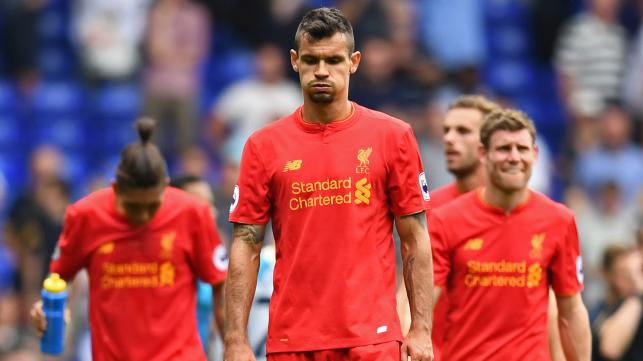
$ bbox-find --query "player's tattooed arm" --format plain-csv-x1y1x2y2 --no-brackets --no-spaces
224,223,266,351
396,211,433,333
233,223,265,246
397,211,434,360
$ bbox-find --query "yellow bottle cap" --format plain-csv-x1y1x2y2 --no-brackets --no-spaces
43,273,67,293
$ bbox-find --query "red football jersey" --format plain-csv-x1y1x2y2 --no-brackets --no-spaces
229,103,430,353
426,182,462,361
431,189,583,361
429,182,461,209
51,187,227,361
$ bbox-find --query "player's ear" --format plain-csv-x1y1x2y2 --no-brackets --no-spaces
290,49,299,73
533,142,539,161
350,51,361,74
478,143,487,165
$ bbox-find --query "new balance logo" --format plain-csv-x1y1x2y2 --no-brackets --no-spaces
464,238,483,251
283,160,302,172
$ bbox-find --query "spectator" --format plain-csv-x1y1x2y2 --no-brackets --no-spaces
570,182,639,308
0,0,46,93
574,104,643,206
555,0,628,118
208,42,301,164
591,245,643,361
73,0,151,83
142,0,210,157
4,146,70,346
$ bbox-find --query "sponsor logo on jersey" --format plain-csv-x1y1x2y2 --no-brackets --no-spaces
464,238,483,251
356,147,372,174
283,159,302,172
418,172,430,201
464,260,543,288
526,263,542,287
354,177,372,205
160,232,175,259
529,233,545,259
52,244,61,260
213,244,229,272
229,185,239,213
288,177,374,210
98,242,115,254
576,255,584,284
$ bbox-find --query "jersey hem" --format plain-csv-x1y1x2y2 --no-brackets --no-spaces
228,216,270,225
266,333,402,354
393,206,429,217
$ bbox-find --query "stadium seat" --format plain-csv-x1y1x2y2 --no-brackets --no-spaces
40,9,69,43
39,46,76,79
30,81,84,114
0,80,16,111
487,25,532,59
0,114,21,149
33,115,86,150
92,83,142,119
484,60,536,95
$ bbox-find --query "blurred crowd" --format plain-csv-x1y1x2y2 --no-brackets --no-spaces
0,0,641,360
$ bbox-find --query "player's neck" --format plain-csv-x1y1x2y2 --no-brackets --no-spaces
455,166,485,194
301,99,352,125
482,185,530,214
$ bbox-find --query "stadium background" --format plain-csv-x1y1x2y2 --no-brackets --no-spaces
0,0,641,360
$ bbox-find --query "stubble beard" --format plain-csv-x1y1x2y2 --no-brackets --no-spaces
449,160,479,180
310,93,335,103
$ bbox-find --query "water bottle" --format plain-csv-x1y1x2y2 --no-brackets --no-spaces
40,273,68,355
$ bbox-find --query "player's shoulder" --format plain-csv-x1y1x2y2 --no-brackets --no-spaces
356,103,412,134
249,109,299,141
433,189,477,220
530,190,575,221
163,187,209,214
430,183,460,209
72,187,114,214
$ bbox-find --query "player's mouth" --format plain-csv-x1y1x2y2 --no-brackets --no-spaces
310,83,333,91
445,150,460,159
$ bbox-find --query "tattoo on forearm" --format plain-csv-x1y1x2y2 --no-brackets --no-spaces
232,223,263,245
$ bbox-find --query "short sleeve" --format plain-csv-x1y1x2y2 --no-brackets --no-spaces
191,204,227,285
229,137,271,224
50,206,87,281
387,126,431,216
549,215,584,296
430,214,451,287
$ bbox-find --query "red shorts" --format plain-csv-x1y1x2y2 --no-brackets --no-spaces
267,341,401,361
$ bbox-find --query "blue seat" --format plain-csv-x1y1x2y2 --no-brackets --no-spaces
33,116,86,150
40,9,69,43
0,152,26,193
39,46,76,79
0,81,16,111
484,0,530,26
483,60,536,95
31,81,84,114
93,83,142,118
0,114,21,148
487,25,532,59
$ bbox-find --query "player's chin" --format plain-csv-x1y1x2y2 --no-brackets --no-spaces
310,93,335,103
498,177,528,192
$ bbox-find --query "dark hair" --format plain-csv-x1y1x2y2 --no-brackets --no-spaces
170,174,203,190
294,7,354,53
480,108,537,149
602,244,630,272
115,118,167,189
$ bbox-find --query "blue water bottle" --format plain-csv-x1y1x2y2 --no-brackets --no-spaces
40,273,68,355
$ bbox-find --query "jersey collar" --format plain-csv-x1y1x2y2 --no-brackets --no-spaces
294,102,360,133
